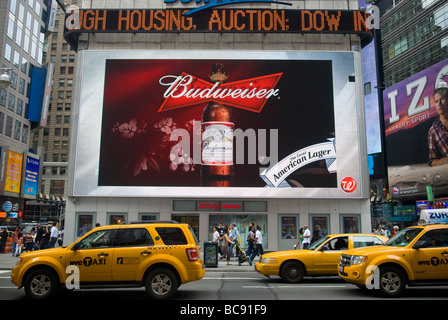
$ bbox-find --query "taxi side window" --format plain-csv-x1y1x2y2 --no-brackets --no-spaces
419,229,448,248
117,228,154,247
155,227,188,245
322,237,348,251
353,236,385,248
78,229,117,249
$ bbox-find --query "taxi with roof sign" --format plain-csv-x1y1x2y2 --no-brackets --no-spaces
11,221,205,299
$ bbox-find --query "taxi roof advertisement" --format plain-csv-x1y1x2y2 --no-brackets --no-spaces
72,50,367,198
383,58,448,198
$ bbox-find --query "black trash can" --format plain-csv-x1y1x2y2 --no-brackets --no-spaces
203,242,218,268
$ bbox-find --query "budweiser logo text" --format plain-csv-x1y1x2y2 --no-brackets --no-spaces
158,73,282,113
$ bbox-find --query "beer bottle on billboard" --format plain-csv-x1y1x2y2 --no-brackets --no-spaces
201,64,234,186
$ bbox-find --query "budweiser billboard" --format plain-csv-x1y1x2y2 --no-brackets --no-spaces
72,51,367,198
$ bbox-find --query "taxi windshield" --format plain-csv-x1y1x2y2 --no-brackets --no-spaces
384,228,423,247
308,236,329,250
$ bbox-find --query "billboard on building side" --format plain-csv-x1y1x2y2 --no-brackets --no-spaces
72,51,367,198
383,58,448,198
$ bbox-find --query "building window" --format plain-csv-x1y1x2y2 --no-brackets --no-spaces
22,124,29,143
364,82,372,95
341,215,361,233
14,120,21,140
17,99,23,116
8,94,15,111
108,213,127,225
76,214,96,237
18,78,25,94
0,112,4,133
0,89,6,106
5,116,13,137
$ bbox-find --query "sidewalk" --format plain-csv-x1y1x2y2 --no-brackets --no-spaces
0,252,257,272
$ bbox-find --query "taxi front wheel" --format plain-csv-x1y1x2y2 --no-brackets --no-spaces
24,268,59,300
145,268,179,300
281,261,305,283
377,266,406,298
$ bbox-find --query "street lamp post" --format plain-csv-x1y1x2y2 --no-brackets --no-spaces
0,68,12,89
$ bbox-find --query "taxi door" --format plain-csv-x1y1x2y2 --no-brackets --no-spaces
411,229,448,280
112,227,157,282
65,229,117,283
313,237,348,274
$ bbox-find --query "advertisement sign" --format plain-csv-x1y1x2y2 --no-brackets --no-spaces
383,58,448,198
73,51,366,198
64,8,373,51
4,151,23,194
419,209,448,224
23,154,40,197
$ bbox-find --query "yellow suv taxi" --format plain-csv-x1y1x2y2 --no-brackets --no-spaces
339,224,448,297
11,221,205,300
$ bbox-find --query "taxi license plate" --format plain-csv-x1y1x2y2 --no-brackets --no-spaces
338,265,344,273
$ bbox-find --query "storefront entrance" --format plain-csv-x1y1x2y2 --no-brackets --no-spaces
209,214,267,250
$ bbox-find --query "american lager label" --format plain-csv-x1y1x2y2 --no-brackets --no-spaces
201,122,234,165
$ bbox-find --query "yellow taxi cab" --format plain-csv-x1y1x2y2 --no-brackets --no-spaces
255,233,388,283
339,224,448,297
11,221,205,299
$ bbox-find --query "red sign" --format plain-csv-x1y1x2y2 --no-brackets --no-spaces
341,177,357,193
158,72,283,113
198,201,243,211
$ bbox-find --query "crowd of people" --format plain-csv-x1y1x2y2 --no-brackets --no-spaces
0,223,61,256
211,222,264,266
372,224,400,238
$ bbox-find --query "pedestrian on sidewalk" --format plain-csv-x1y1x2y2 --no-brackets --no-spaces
248,225,264,266
302,225,311,249
49,223,59,248
245,225,255,259
219,227,235,265
39,226,50,250
294,227,304,249
24,228,35,252
229,224,239,257
0,228,8,253
11,227,22,257
15,233,23,257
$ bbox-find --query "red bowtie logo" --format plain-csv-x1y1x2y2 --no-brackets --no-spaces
158,72,283,113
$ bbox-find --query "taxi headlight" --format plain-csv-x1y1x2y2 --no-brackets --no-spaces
261,257,277,264
351,255,367,265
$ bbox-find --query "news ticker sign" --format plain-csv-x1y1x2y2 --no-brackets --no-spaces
64,8,373,51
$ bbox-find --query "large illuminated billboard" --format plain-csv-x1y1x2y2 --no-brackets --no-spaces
72,51,367,198
383,58,448,198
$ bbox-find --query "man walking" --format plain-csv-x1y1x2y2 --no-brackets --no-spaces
302,225,311,249
249,225,264,265
49,223,59,248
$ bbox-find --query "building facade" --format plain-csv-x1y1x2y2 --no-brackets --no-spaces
63,0,374,251
377,0,448,226
0,0,47,224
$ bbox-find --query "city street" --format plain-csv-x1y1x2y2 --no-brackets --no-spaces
0,261,447,301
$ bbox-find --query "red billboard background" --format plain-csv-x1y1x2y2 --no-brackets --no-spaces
98,59,337,188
